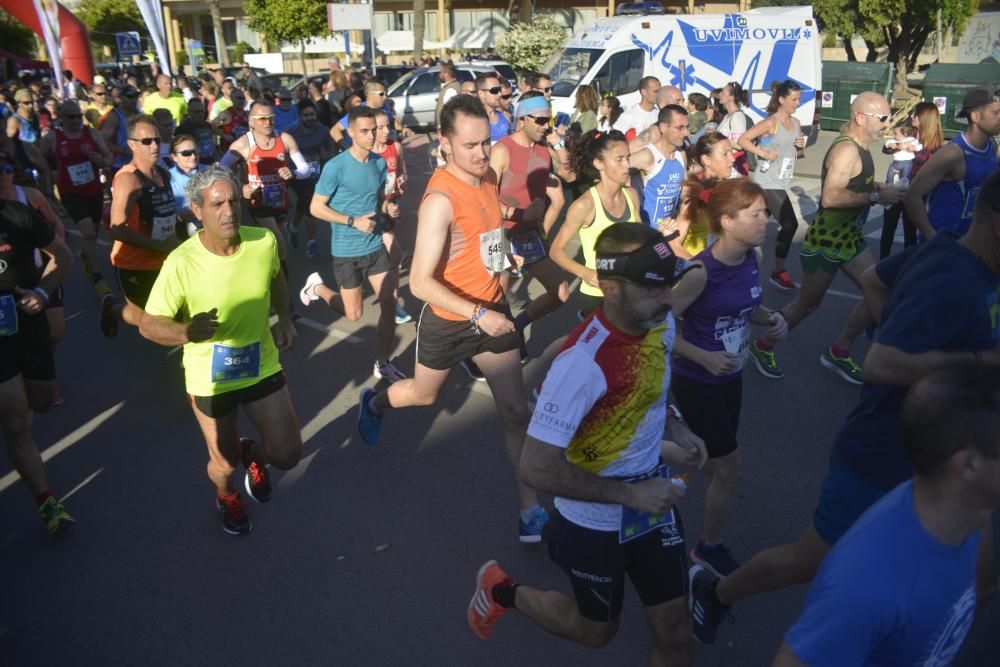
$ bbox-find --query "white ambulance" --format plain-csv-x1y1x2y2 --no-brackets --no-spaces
543,3,823,140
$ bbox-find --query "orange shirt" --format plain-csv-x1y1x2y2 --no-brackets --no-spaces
425,167,505,321
110,164,176,271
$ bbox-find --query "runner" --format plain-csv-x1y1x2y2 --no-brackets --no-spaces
372,108,413,325
476,72,511,143
689,168,1000,646
100,114,178,338
7,89,39,144
614,76,662,139
466,222,706,663
668,132,737,261
773,362,999,667
142,74,188,126
331,79,404,148
435,64,462,130
629,105,689,236
549,131,641,317
83,82,112,129
219,99,312,290
38,100,113,298
98,85,140,174
669,179,788,578
904,88,1000,239
174,98,218,166
287,98,336,257
716,82,752,176
354,95,548,542
738,80,807,289
0,179,75,536
499,82,514,121
273,88,299,134
139,165,303,535
214,88,248,154
298,106,405,382
167,135,208,237
744,92,905,385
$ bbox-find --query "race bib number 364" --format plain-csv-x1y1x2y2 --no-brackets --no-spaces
211,342,261,383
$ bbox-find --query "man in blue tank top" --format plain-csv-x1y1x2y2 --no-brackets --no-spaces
906,88,1000,238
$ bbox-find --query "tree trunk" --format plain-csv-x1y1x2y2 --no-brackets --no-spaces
412,0,425,63
843,36,857,62
209,0,230,66
519,0,533,25
864,39,878,62
299,42,308,81
893,51,909,100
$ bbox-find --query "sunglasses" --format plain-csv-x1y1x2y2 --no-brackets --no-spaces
123,92,139,99
93,92,107,97
18,100,32,105
251,115,276,122
373,91,386,97
501,93,513,100
278,98,292,102
530,115,551,125
860,112,891,123
480,86,502,95
63,113,83,120
535,87,552,93
175,149,197,157
129,136,161,145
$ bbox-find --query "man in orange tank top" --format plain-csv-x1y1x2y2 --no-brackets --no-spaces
355,95,549,544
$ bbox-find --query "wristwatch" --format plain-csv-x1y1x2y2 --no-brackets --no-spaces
347,215,355,227
868,191,880,204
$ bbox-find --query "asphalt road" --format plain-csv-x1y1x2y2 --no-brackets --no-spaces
1,131,993,666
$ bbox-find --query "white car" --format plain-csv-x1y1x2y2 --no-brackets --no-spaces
388,64,508,130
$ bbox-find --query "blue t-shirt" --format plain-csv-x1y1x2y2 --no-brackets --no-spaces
490,113,511,144
274,105,299,134
168,163,207,214
315,150,386,258
925,134,997,236
786,481,979,667
337,102,394,148
834,233,1000,490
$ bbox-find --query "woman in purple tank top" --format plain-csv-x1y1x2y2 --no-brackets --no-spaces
669,179,790,578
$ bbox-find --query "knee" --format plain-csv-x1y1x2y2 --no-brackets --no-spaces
408,388,439,407
267,441,303,471
713,457,742,488
2,413,32,442
579,622,618,648
343,307,363,322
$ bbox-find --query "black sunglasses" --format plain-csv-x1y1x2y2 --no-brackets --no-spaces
480,86,502,95
175,148,197,157
129,136,161,145
123,92,139,99
530,116,551,125
373,91,386,96
93,91,107,96
535,87,552,93
501,93,513,100
279,97,292,102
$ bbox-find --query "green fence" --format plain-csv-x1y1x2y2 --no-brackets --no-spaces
819,61,895,132
922,64,1000,138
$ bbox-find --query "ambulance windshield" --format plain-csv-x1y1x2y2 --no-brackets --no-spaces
542,47,603,98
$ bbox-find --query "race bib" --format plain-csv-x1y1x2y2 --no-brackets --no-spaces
261,183,285,207
151,215,176,241
778,157,795,180
619,465,676,544
211,342,261,383
720,322,750,370
0,294,18,337
510,231,546,266
67,161,95,186
479,228,509,273
199,136,215,157
308,161,321,181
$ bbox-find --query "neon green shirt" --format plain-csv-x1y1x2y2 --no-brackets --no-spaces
145,226,281,397
208,96,233,123
143,92,188,125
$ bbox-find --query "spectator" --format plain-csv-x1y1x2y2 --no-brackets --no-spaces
687,92,709,140
596,95,623,133
570,85,599,136
613,76,661,138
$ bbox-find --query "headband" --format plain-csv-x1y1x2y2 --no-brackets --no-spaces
515,95,551,118
596,235,691,286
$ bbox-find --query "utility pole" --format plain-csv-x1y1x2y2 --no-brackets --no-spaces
937,8,943,62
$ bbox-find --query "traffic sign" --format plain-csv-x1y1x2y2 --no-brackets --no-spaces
116,31,142,58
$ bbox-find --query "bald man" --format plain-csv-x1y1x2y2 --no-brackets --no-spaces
142,74,187,125
747,92,906,386
657,85,683,108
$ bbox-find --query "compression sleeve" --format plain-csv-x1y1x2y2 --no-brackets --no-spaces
219,150,241,170
289,150,311,179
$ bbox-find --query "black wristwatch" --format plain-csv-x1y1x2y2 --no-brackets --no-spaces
347,215,355,228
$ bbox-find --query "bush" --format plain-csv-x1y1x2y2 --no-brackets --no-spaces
176,50,189,66
495,15,567,72
232,41,255,64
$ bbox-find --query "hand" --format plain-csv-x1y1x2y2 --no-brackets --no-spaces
793,135,806,149
658,216,678,236
242,184,258,199
583,268,600,289
396,174,407,191
352,213,377,234
626,477,684,515
765,311,789,342
273,317,297,351
877,183,906,205
476,309,515,337
698,349,740,376
667,418,708,469
385,201,400,219
510,253,526,269
277,166,293,181
186,308,219,343
761,149,779,161
13,287,45,315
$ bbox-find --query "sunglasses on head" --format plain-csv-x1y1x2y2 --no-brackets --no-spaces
480,86,502,95
130,136,161,145
501,93,513,100
530,115,551,125
175,148,197,157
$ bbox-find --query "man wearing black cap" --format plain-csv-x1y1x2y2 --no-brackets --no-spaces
905,87,1000,239
467,222,707,663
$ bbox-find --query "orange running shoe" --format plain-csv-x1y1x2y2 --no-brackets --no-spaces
468,560,513,640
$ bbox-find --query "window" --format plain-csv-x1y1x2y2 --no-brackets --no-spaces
591,49,645,98
408,73,440,96
543,47,602,98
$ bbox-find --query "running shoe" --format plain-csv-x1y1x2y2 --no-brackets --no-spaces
769,270,795,290
51,383,64,407
357,388,382,445
306,239,320,258
216,492,252,535
520,344,529,365
689,565,730,645
518,506,549,543
288,224,299,249
820,347,864,385
459,358,486,382
373,360,407,383
748,341,783,379
691,539,740,578
241,438,271,504
468,560,513,640
394,304,413,325
99,293,118,338
38,496,75,536
299,272,324,307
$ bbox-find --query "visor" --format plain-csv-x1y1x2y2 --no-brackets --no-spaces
596,234,696,286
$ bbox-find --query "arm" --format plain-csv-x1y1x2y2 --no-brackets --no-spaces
548,195,598,287
269,272,296,351
628,146,654,177
549,144,572,182
903,143,963,239
330,122,346,146
737,117,777,160
34,236,73,298
819,142,889,209
629,125,660,154
38,132,55,162
520,436,635,506
863,342,995,387
6,114,18,139
139,313,194,346
89,127,113,166
26,188,65,241
109,171,175,253
99,111,125,156
487,142,509,181
279,132,311,180
309,191,375,232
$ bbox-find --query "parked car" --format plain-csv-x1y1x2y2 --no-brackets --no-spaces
387,64,505,129
463,59,516,87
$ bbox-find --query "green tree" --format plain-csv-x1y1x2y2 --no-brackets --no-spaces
78,0,145,52
232,41,255,65
244,0,329,77
496,15,566,72
0,9,38,60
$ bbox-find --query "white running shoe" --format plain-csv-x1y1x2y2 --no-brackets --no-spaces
299,272,324,307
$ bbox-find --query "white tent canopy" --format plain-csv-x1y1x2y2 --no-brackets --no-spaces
440,26,497,50
375,30,449,53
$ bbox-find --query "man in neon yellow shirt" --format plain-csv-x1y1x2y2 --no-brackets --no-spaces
139,164,302,536
142,74,188,125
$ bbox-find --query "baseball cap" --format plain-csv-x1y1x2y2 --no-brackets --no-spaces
957,88,1000,118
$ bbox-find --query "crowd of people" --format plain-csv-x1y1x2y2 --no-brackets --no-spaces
1,57,998,665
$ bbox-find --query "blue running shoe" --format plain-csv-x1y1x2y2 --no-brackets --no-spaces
518,506,549,543
357,388,383,445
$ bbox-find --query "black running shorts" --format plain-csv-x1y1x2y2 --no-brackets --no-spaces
671,373,742,459
415,303,521,371
116,268,160,309
0,309,55,383
61,192,103,225
191,371,287,419
545,509,689,623
332,246,393,290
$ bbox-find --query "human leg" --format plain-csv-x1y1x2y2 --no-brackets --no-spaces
241,381,303,471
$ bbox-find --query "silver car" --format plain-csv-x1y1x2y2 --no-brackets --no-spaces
387,64,509,130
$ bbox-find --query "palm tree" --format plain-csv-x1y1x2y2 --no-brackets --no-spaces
412,0,425,64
